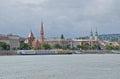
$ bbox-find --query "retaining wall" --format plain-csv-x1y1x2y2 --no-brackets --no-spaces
0,50,16,55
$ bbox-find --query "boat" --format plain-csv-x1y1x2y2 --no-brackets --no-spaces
17,50,73,55
17,50,36,55
111,50,120,54
55,49,73,54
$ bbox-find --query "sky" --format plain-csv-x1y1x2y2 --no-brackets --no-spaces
0,0,120,38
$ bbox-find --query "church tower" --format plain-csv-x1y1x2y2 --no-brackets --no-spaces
90,29,94,40
89,29,94,47
25,31,35,46
40,21,44,45
95,29,99,41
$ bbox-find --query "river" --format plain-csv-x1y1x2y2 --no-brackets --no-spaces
0,54,120,79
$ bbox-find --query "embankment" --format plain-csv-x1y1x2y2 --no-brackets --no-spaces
0,50,16,56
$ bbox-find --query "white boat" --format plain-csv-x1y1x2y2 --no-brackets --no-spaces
111,50,120,54
17,50,72,55
17,50,36,55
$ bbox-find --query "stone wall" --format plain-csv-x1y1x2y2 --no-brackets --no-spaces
0,50,16,55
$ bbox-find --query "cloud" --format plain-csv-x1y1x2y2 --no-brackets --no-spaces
0,0,120,38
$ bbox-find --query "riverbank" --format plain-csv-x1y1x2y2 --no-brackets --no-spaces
0,50,16,56
75,50,120,54
0,50,120,56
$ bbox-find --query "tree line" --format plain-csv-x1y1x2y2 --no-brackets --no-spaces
1,41,120,50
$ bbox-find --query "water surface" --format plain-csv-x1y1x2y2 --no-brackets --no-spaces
0,54,120,79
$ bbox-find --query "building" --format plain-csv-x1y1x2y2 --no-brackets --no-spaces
0,34,20,50
45,29,99,49
25,21,44,49
45,38,71,49
25,21,99,50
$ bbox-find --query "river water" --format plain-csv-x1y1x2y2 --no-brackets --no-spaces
0,54,120,79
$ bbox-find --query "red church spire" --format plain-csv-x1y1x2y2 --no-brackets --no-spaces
40,21,44,44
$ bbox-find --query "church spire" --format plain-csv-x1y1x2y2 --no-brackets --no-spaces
90,28,93,37
95,27,99,41
40,21,44,44
95,28,98,37
41,21,44,35
90,28,94,40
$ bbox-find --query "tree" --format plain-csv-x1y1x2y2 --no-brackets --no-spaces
77,45,82,50
42,43,51,50
61,34,64,39
66,44,71,49
53,43,62,49
19,41,31,50
105,45,120,50
61,44,71,50
33,46,40,50
91,45,101,50
82,43,90,50
105,45,113,50
0,42,10,50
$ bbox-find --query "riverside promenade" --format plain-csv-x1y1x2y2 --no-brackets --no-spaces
75,50,120,54
0,50,119,56
0,50,16,55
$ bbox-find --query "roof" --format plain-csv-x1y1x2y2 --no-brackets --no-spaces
28,31,34,38
32,39,41,47
0,34,9,40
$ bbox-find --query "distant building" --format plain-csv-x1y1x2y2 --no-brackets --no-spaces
25,21,44,49
25,31,35,46
25,21,99,49
45,30,99,49
0,34,20,50
45,38,71,49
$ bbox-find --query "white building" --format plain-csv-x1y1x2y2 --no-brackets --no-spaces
44,30,99,49
0,34,20,50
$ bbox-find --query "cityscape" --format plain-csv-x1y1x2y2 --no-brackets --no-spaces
0,21,120,52
0,0,120,79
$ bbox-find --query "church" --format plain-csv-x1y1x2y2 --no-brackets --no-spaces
24,21,44,49
25,21,99,49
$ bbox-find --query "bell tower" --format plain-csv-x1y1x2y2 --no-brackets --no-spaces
95,28,99,41
90,29,94,40
40,21,44,44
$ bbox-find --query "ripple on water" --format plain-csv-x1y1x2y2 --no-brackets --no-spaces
0,54,120,79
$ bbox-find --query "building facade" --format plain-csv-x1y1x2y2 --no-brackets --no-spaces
25,22,99,49
0,34,20,50
25,21,44,49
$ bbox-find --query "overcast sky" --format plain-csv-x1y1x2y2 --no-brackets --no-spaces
0,0,120,38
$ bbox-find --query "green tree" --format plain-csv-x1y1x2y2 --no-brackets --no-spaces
77,45,82,50
91,45,100,50
42,43,51,50
53,43,62,49
19,41,31,50
33,46,40,50
82,43,90,50
105,45,120,50
61,34,64,39
66,44,71,49
0,42,10,50
105,45,114,50
61,44,71,50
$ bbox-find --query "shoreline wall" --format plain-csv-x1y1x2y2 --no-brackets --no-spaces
78,50,120,54
0,50,119,56
0,50,16,55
